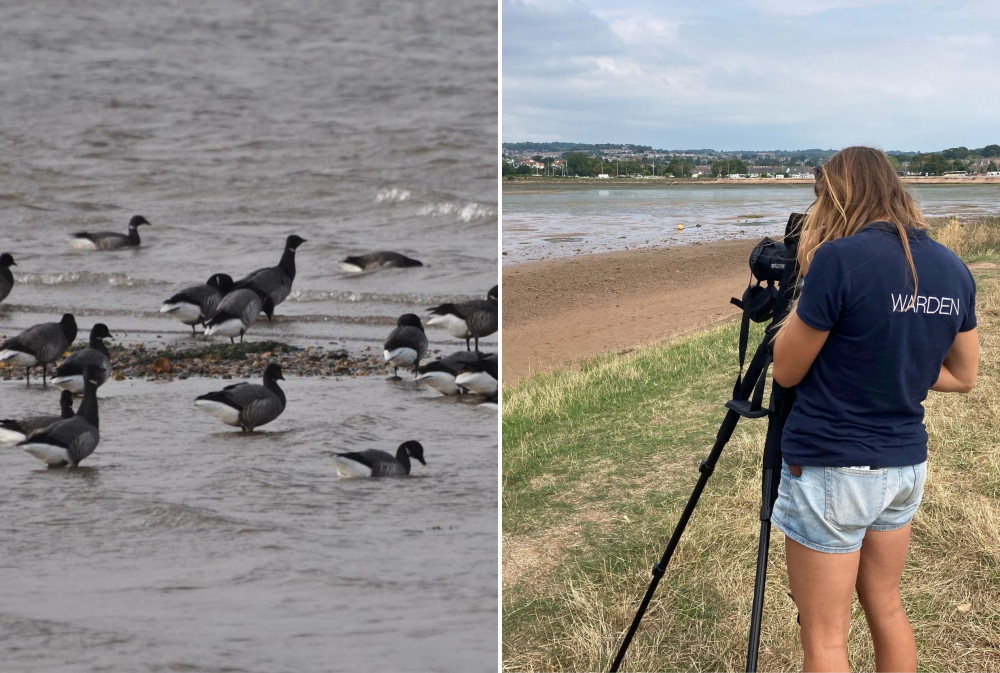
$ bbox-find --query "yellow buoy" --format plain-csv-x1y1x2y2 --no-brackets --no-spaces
677,224,684,231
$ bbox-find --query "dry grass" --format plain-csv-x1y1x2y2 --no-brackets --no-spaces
502,243,1000,671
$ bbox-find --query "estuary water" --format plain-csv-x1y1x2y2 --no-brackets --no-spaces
501,182,1000,264
0,1,498,671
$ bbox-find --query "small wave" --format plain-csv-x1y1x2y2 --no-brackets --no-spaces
15,271,156,288
287,289,433,304
375,188,411,203
418,201,496,222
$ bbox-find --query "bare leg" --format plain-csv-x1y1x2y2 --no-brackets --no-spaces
786,537,860,672
856,525,916,672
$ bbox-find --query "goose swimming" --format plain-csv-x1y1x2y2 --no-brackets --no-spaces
194,363,287,432
0,390,74,444
454,352,498,397
416,350,483,395
330,440,426,479
69,215,151,250
51,323,114,394
339,251,423,273
0,312,78,385
160,273,234,333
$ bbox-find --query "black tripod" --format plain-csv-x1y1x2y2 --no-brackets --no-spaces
610,215,802,673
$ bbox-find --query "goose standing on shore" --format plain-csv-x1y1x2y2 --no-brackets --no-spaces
160,273,234,334
51,323,114,394
0,390,74,444
383,313,427,379
330,440,426,479
204,288,275,343
194,363,287,432
427,285,498,351
69,215,151,250
339,251,423,273
0,313,78,386
0,253,15,304
233,234,306,310
20,365,101,467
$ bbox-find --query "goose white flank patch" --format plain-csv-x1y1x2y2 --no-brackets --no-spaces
160,273,234,333
0,390,74,444
331,440,426,479
416,350,483,395
194,363,286,432
69,214,151,250
427,285,498,351
204,288,275,343
454,353,498,397
338,250,423,273
51,323,113,394
232,234,306,309
383,313,427,379
0,252,16,304
20,366,101,467
0,312,78,386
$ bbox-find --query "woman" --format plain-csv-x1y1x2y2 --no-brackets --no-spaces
771,146,979,672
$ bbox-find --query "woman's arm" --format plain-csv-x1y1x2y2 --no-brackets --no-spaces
931,328,979,393
772,310,830,387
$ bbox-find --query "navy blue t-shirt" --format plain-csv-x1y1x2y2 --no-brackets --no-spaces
781,222,977,467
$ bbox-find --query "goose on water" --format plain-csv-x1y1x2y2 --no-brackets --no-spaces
454,352,498,397
416,350,484,395
19,365,101,467
51,323,114,395
203,288,275,343
69,215,151,250
427,285,498,351
194,363,287,432
160,273,234,334
383,313,427,379
233,234,306,310
0,390,74,444
330,440,426,479
339,251,423,273
0,313,78,386
0,252,15,304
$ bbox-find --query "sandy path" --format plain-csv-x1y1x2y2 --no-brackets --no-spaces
501,239,759,385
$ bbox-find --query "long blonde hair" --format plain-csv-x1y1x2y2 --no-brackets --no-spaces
797,146,925,294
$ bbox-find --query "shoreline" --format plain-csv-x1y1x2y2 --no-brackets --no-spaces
501,239,757,385
502,176,1000,190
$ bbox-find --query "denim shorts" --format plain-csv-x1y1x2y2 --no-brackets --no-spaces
772,460,927,554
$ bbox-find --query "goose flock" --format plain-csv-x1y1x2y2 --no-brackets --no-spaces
0,218,499,477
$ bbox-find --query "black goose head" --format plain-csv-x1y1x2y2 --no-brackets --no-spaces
397,313,424,331
0,253,15,268
399,440,426,466
487,285,499,302
263,363,285,382
285,235,307,251
89,323,113,345
128,215,151,229
208,273,235,293
60,313,78,341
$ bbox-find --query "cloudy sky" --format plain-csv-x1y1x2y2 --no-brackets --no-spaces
502,0,1000,152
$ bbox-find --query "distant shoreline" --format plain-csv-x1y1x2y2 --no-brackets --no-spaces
503,175,1000,190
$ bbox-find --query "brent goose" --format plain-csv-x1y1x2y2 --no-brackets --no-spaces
416,350,483,395
427,285,498,351
194,363,286,432
233,234,306,309
51,323,114,394
0,253,15,304
330,440,426,479
69,215,151,250
383,313,427,379
0,313,78,385
160,273,235,334
454,352,498,397
204,288,275,343
0,390,74,444
339,251,423,273
20,365,101,467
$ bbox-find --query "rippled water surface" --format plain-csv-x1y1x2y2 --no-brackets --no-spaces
502,182,1000,264
0,1,498,670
